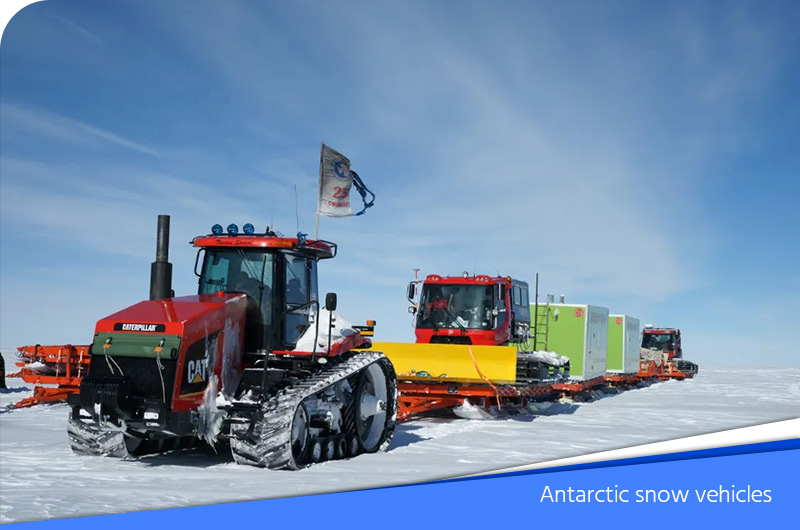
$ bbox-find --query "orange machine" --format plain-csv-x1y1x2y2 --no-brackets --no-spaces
9,344,91,408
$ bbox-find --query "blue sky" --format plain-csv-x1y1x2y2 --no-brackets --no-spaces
1,0,798,365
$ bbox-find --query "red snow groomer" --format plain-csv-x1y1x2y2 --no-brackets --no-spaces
410,273,532,346
368,273,570,420
642,326,683,359
640,325,698,380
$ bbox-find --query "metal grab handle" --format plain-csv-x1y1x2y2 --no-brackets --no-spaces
261,300,320,394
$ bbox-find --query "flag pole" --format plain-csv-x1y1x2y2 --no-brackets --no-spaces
315,141,324,240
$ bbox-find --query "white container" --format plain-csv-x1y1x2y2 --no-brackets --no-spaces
608,314,641,374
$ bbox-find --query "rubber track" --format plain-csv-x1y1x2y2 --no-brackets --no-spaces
515,352,569,384
229,351,397,470
675,359,699,375
67,417,130,458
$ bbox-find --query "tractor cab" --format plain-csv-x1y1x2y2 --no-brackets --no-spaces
192,224,336,352
641,326,682,359
408,274,530,346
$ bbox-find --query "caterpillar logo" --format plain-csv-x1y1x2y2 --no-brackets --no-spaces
180,331,220,396
114,322,166,332
187,358,208,384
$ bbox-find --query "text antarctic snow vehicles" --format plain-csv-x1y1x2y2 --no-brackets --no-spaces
67,216,397,469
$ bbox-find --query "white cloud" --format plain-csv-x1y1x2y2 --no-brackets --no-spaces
290,5,707,299
0,157,282,261
45,10,102,45
1,103,159,156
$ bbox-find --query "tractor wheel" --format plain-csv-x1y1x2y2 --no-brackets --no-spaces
354,361,394,453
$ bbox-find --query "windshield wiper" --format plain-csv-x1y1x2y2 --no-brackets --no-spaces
442,307,468,335
237,249,265,291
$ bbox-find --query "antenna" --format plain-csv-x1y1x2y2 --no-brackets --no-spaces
294,184,300,233
315,141,324,240
533,272,539,348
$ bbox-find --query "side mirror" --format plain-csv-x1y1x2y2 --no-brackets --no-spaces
406,283,416,301
498,284,507,301
325,292,337,311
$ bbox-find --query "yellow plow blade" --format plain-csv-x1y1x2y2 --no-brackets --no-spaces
368,342,518,384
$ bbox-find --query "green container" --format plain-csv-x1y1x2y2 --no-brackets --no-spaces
529,303,608,380
607,315,641,374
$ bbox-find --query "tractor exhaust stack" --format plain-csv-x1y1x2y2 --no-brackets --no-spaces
149,214,173,300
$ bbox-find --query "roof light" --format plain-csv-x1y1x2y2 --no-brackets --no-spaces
243,223,255,235
211,224,223,235
297,232,307,246
227,223,238,236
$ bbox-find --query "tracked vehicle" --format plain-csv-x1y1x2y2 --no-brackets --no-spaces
642,325,683,359
641,325,698,379
68,216,397,469
367,273,569,419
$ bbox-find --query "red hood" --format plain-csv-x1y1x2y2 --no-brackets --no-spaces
95,293,245,336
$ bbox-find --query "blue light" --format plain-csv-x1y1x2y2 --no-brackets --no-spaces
297,232,307,246
227,223,239,235
211,224,223,235
243,223,255,235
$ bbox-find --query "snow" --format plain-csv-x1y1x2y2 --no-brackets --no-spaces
294,309,358,352
195,375,225,448
452,399,494,420
14,361,53,374
1,350,798,524
526,350,570,366
640,348,666,365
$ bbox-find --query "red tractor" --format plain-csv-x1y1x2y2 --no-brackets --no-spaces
67,216,397,469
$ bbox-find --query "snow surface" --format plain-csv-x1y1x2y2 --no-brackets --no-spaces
1,350,798,524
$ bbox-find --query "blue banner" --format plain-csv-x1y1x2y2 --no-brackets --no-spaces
12,439,797,529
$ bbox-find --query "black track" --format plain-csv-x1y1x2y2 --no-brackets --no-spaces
229,351,397,469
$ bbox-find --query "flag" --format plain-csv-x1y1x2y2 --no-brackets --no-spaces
317,144,374,218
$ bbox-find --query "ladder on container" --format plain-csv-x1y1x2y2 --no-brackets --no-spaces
531,274,551,351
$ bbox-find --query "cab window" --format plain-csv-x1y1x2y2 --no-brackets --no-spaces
284,255,312,347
